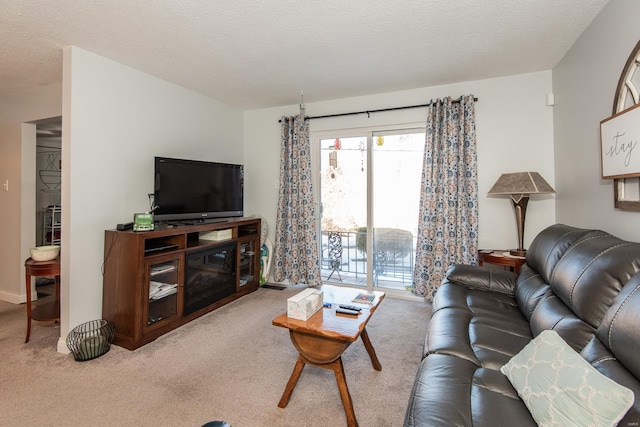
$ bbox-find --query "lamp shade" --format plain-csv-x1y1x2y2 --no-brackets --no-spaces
487,172,555,195
488,172,554,257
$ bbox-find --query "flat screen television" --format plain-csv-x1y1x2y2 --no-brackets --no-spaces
153,156,244,222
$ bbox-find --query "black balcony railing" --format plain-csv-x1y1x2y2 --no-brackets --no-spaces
320,229,415,289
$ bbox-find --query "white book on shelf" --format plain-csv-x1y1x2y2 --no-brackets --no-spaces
149,281,178,300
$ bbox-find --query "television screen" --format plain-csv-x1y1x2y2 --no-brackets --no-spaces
154,156,244,222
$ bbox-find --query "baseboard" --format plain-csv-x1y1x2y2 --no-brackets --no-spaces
57,337,70,354
261,283,287,290
0,290,26,304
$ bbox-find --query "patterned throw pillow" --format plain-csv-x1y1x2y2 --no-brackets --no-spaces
501,330,634,427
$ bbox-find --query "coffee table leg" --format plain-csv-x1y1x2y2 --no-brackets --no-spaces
329,357,358,427
360,328,381,371
278,355,306,408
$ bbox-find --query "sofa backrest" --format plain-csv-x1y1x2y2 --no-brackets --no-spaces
525,224,595,282
549,232,640,328
515,224,593,329
596,271,640,380
581,272,640,423
516,224,592,324
516,224,640,351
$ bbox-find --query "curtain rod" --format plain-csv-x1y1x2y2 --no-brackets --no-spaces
278,97,478,123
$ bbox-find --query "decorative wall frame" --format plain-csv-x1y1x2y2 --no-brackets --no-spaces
600,103,640,179
612,40,640,211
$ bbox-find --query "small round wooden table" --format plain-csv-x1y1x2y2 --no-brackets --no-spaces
24,257,60,343
477,250,526,274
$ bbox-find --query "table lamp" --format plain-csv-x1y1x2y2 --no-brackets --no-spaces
488,172,555,257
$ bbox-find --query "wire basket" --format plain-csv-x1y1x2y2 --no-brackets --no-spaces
66,319,116,361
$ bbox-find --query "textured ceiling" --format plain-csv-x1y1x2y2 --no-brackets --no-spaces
1,0,610,110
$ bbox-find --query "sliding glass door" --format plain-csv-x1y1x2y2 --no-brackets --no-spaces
316,128,424,292
370,130,423,290
318,135,368,286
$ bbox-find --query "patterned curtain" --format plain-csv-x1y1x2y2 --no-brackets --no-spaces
273,114,322,287
412,95,478,300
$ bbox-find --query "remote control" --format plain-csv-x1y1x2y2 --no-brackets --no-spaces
338,304,361,311
336,308,360,316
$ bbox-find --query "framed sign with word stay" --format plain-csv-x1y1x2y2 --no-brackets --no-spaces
600,103,640,179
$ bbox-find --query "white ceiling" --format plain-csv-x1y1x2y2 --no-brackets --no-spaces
1,0,610,110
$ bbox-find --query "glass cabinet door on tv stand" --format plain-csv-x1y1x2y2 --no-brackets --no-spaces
239,239,257,288
144,253,183,332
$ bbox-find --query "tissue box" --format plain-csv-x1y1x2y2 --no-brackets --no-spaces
287,288,324,320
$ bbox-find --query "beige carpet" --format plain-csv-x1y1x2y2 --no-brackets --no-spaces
0,285,431,427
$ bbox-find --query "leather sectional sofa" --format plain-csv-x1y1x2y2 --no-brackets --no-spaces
404,224,640,426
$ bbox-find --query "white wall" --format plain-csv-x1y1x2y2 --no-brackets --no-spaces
60,46,243,352
0,83,62,303
553,0,640,241
244,71,556,256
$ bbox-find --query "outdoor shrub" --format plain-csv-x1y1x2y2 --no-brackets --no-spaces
355,227,414,260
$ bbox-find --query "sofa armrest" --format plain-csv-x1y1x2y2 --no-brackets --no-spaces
445,264,517,296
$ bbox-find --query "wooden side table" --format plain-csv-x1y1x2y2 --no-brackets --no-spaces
24,257,61,343
478,250,525,274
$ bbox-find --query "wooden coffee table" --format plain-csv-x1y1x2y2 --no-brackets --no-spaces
272,285,385,427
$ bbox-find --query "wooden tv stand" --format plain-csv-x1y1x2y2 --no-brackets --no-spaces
102,217,261,350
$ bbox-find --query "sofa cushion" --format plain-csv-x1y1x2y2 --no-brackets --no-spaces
426,282,531,367
514,264,550,319
432,279,519,313
501,330,634,427
404,353,537,427
529,291,596,351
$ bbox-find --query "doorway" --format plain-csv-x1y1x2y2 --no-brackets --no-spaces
34,117,62,247
315,127,425,293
